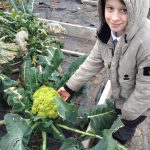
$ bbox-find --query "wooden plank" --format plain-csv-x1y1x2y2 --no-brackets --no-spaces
39,18,97,41
62,49,86,56
4,13,96,41
97,80,112,105
82,80,112,148
5,13,96,52
82,0,97,6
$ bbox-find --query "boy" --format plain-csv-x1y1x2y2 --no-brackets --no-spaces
58,0,150,144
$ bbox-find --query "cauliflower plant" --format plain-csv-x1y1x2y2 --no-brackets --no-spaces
31,85,60,119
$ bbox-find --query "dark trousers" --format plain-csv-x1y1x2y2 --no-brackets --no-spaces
112,108,146,144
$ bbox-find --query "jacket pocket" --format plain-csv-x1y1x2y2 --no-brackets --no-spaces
118,67,136,98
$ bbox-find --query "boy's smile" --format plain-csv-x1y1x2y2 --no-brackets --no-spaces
105,0,128,36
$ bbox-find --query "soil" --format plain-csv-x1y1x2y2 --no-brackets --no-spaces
34,0,98,53
36,0,99,27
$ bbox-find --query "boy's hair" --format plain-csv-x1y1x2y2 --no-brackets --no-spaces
119,0,125,5
102,0,126,16
105,0,125,5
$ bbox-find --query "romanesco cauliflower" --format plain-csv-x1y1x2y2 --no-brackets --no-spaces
31,85,60,119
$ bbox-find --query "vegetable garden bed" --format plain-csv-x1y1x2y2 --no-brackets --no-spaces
0,1,150,150
0,2,126,148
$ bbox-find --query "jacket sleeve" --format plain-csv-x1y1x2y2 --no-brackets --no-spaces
66,40,104,92
122,52,150,120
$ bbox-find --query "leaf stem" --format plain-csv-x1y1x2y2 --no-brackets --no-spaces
42,131,47,150
57,123,102,139
118,144,128,150
51,123,65,140
87,110,115,119
31,121,41,130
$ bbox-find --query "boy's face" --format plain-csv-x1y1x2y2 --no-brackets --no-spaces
105,0,128,36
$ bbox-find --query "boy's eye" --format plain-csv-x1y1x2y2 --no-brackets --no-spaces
120,8,127,14
106,6,114,12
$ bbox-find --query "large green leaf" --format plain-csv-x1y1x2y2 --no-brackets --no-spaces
0,113,32,150
3,87,27,112
49,123,65,141
42,48,64,82
90,133,118,150
37,49,54,66
20,56,42,93
90,118,128,150
87,103,117,134
23,67,41,93
55,55,87,88
54,97,78,123
90,117,128,150
110,116,124,131
24,0,39,13
20,55,32,84
10,0,19,12
60,137,84,150
10,0,39,13
0,74,17,90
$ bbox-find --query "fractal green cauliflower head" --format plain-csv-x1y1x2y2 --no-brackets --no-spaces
31,85,60,119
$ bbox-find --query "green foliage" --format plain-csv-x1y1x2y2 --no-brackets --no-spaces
0,74,17,90
60,137,84,150
0,3,65,70
88,101,117,134
10,0,39,14
90,118,127,150
55,98,78,123
55,55,87,88
0,113,32,150
20,56,40,93
4,87,26,112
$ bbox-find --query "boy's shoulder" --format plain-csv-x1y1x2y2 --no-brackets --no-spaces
134,19,150,43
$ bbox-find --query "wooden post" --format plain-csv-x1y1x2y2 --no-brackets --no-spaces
0,0,4,9
82,0,98,6
82,80,112,148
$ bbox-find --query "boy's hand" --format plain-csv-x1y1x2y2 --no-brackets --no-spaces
112,116,146,144
57,87,70,101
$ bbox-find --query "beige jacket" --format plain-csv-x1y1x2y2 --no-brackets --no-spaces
66,0,150,120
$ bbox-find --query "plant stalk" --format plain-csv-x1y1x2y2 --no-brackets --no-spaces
118,144,128,150
57,123,102,139
31,121,41,130
57,124,127,149
42,131,47,150
87,110,115,119
51,123,65,140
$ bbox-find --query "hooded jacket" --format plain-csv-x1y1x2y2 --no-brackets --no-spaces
66,0,150,120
